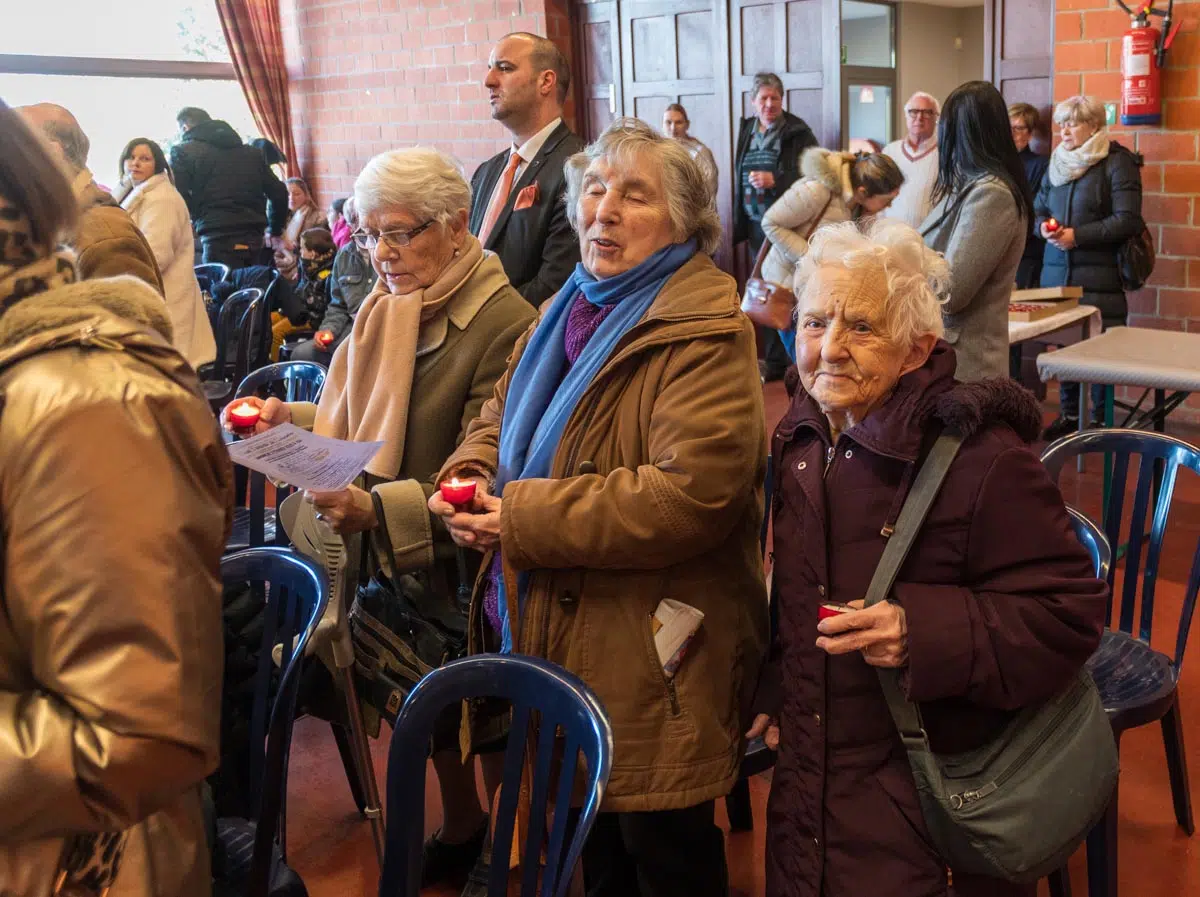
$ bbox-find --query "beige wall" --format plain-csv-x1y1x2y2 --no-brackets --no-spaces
897,3,985,114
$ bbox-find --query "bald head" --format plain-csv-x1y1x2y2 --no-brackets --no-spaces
18,103,90,172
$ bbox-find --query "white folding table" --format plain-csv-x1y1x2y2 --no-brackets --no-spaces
1036,326,1200,432
1009,304,1102,347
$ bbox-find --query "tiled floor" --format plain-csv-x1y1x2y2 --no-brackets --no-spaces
283,381,1200,896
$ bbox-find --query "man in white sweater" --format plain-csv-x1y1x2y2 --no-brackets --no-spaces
882,91,941,228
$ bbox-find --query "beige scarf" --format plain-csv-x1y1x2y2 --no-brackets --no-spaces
314,235,485,478
1048,127,1111,187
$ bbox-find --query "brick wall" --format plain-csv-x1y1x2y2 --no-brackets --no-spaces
1055,0,1200,416
280,0,573,199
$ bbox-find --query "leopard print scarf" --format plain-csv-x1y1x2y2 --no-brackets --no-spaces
0,199,77,315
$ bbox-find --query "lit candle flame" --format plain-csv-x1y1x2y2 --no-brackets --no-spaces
232,402,258,416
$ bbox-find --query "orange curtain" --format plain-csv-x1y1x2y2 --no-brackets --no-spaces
215,0,300,178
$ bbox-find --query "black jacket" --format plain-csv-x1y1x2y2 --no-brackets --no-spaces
1019,146,1050,265
170,120,289,240
733,111,819,244
1034,141,1144,297
469,121,585,307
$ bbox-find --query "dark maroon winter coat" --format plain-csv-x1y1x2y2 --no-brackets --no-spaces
759,344,1108,897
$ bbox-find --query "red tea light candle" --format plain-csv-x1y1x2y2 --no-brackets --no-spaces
315,329,335,348
1045,217,1060,233
440,477,477,508
818,602,852,621
228,401,261,430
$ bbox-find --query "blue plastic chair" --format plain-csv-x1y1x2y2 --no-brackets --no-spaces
236,361,328,405
202,287,262,410
379,655,613,897
195,262,232,288
215,548,329,897
1041,429,1200,897
1067,505,1113,581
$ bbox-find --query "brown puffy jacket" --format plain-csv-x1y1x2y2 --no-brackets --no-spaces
0,274,232,897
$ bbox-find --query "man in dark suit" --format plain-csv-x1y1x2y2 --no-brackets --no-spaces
470,32,584,307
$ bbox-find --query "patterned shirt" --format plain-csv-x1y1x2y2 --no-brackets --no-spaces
741,123,783,223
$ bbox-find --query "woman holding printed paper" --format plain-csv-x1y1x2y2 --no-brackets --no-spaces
223,147,535,887
430,118,768,897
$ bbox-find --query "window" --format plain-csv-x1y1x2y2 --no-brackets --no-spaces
0,0,258,181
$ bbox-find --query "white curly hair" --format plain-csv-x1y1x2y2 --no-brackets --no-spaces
792,218,949,346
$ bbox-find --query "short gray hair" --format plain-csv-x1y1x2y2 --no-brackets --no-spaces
905,91,941,116
753,72,784,99
353,147,471,224
793,218,948,345
1053,95,1106,130
564,117,721,256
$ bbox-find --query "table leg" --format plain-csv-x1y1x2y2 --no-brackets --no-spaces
1077,381,1089,474
1102,385,1114,521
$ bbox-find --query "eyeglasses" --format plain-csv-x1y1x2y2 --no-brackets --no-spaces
906,109,938,119
1011,124,1031,133
352,220,435,251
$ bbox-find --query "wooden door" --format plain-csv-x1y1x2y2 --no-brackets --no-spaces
575,0,623,141
985,0,1054,152
729,0,841,149
618,0,735,265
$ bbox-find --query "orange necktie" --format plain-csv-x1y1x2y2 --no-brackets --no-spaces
478,151,522,246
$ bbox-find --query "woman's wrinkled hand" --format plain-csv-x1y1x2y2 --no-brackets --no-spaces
222,396,291,436
816,599,908,668
745,713,780,751
428,480,502,552
307,484,378,535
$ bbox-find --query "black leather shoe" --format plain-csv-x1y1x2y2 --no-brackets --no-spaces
422,820,487,888
1041,415,1080,442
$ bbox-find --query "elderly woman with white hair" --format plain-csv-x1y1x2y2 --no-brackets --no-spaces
1035,94,1145,440
224,147,536,885
430,117,768,897
748,218,1107,897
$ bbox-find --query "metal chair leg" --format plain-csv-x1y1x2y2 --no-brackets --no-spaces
331,721,368,815
725,777,754,833
1085,787,1119,897
339,665,386,865
1161,695,1195,835
1047,866,1072,897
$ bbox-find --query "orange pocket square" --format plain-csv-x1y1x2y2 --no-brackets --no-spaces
513,183,540,211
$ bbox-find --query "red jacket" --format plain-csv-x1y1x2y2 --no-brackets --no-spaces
759,345,1108,897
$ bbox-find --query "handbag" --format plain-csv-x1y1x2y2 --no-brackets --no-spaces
1117,224,1155,291
740,195,833,330
866,432,1119,883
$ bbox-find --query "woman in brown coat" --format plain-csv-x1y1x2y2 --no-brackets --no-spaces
431,118,767,897
749,218,1108,897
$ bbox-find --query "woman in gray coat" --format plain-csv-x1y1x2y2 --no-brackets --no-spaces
920,81,1031,381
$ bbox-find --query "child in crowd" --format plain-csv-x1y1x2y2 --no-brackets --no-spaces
271,227,336,359
328,197,352,249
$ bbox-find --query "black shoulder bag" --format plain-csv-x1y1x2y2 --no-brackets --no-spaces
866,433,1119,882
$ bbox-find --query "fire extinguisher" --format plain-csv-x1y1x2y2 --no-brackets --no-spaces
1116,0,1181,127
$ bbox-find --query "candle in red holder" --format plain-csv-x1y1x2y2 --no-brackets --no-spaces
440,477,477,508
818,602,852,621
228,401,261,430
1045,217,1060,233
315,329,335,348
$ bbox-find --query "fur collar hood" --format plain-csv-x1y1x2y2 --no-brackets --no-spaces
800,147,856,204
0,275,174,358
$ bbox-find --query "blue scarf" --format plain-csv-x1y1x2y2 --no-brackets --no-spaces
493,239,697,652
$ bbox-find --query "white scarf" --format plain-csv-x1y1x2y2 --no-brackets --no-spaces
1048,128,1111,187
